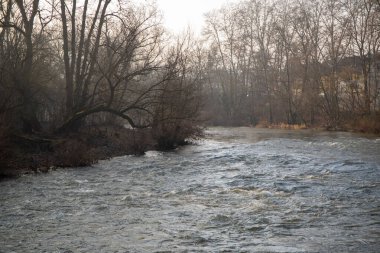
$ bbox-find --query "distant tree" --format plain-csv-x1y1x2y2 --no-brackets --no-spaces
347,0,380,114
318,0,352,127
204,5,241,124
0,0,51,133
291,0,324,125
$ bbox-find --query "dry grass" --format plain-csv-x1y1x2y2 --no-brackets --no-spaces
345,114,380,134
53,139,97,167
255,120,270,128
255,120,308,130
152,121,204,150
269,123,308,130
0,123,204,179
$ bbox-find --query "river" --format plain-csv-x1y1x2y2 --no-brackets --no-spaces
1,127,379,252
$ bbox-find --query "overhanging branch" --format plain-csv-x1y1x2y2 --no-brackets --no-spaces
56,104,150,133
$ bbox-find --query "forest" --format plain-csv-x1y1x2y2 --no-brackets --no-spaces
0,0,379,176
202,0,380,129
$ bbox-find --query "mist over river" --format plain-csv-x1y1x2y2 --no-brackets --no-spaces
1,127,379,252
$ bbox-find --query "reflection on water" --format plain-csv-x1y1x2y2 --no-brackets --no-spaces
0,127,379,252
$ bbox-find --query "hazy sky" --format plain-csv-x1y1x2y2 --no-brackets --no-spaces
156,0,239,35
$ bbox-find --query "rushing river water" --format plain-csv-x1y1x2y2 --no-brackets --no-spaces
1,127,380,252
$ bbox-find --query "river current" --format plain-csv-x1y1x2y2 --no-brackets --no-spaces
1,127,379,252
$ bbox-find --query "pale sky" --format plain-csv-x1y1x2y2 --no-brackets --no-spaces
156,0,239,35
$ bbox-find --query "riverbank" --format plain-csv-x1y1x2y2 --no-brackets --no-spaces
254,114,380,135
0,127,145,179
0,124,202,180
1,116,378,180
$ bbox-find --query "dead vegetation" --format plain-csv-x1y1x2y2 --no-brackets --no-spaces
344,114,380,134
0,123,203,179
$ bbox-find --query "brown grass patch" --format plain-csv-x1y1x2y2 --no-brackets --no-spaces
345,114,380,134
255,120,308,130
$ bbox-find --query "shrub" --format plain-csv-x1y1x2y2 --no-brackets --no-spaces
53,139,96,167
348,114,380,134
152,121,204,150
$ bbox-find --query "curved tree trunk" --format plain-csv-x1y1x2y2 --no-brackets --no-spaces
56,105,149,134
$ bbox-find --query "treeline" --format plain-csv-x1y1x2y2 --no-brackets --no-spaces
0,0,379,176
0,0,203,141
201,0,380,130
1,0,380,142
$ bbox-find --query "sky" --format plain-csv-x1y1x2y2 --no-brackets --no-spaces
155,0,239,36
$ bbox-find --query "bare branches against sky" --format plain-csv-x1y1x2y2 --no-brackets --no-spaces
156,0,239,35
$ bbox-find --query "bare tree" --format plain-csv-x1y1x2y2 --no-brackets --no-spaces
55,1,177,132
0,0,43,132
318,0,352,127
152,31,204,148
347,0,380,114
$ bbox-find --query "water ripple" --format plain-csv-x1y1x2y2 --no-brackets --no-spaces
0,127,379,252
